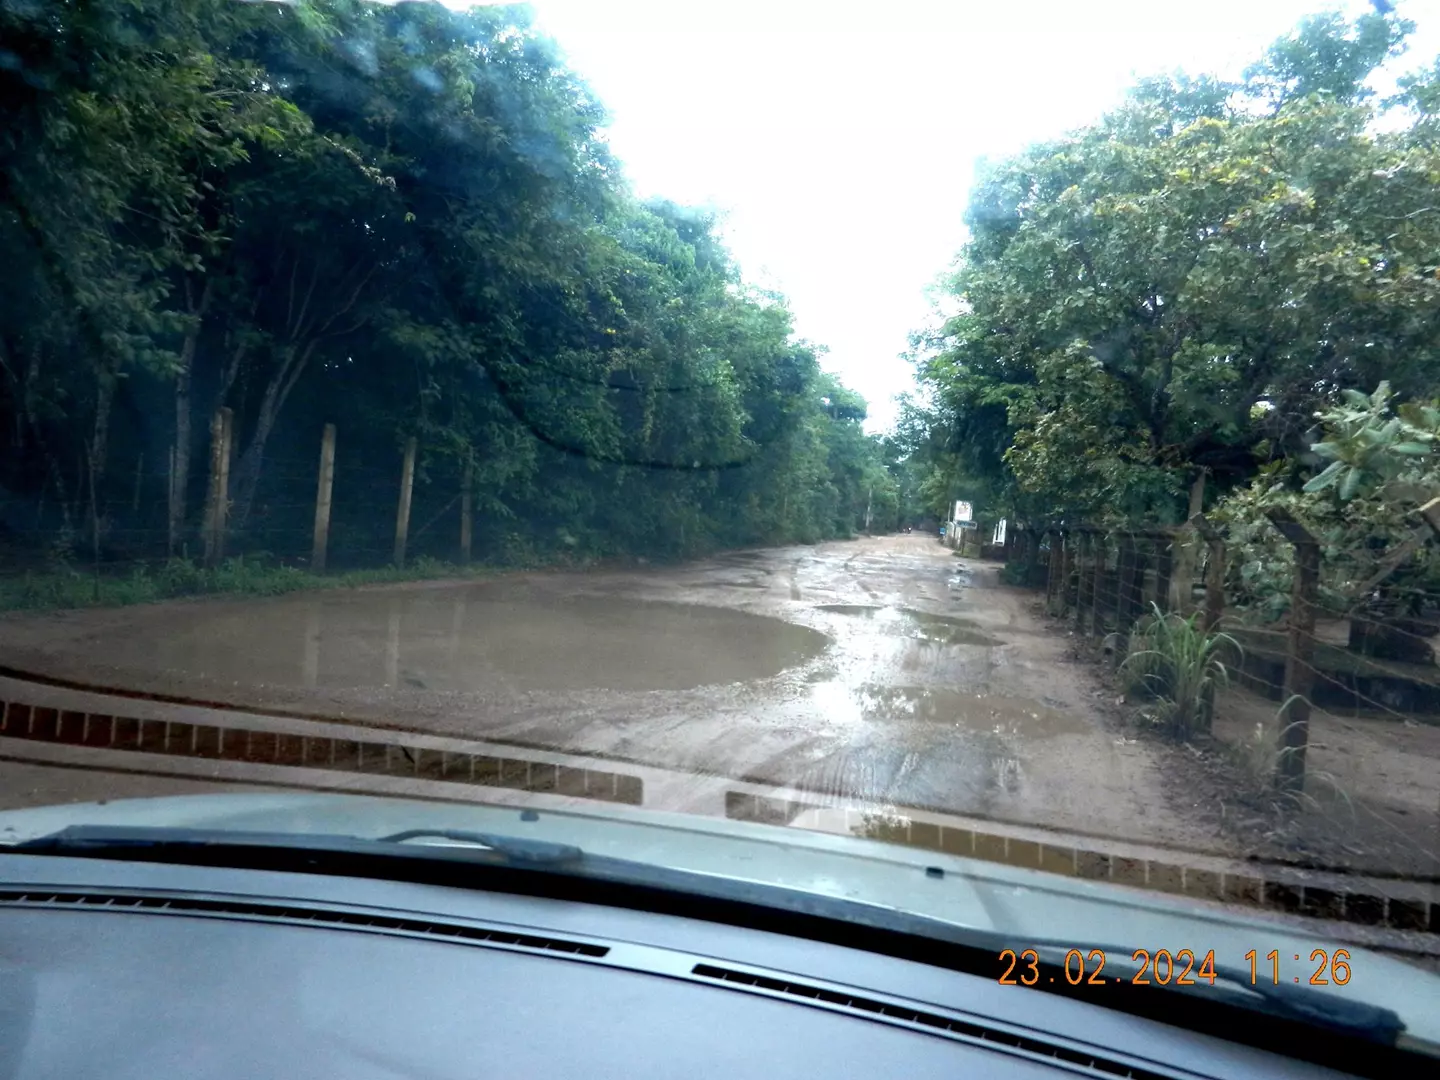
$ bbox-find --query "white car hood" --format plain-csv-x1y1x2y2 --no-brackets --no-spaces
1,790,1436,1044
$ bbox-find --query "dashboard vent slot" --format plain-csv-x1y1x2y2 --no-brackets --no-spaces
690,963,1174,1080
0,889,608,957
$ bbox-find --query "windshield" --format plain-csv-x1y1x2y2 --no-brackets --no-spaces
1,0,1438,1040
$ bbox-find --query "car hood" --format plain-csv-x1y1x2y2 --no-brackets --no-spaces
1,790,1436,1043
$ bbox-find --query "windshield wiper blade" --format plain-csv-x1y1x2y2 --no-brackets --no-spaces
1023,938,1405,1046
373,828,583,865
9,824,584,869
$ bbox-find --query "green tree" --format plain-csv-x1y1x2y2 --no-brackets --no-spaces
916,9,1440,529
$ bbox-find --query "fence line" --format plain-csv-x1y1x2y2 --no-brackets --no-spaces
1,415,491,594
1006,505,1440,808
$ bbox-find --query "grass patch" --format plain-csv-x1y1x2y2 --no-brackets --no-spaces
1223,712,1355,814
1121,602,1240,740
0,555,497,614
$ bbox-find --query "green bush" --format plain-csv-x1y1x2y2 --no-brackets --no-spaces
0,553,503,614
1121,603,1240,739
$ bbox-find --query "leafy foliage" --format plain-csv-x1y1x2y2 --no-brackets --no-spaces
912,9,1440,530
0,0,903,573
1303,382,1440,502
1212,381,1440,620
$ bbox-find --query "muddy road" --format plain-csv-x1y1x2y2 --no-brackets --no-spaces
0,535,1215,850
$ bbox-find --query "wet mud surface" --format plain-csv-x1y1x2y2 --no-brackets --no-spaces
0,535,1217,851
68,591,828,695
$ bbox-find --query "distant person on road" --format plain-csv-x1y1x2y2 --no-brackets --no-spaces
938,524,946,541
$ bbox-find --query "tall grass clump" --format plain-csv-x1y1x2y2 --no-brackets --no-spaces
1121,602,1240,739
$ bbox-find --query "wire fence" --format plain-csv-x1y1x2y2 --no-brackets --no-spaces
1004,511,1440,881
0,412,501,608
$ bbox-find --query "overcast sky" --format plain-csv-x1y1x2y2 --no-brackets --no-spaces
511,0,1440,430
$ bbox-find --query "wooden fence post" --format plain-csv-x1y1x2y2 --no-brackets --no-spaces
1265,508,1320,794
1116,533,1138,629
1154,532,1175,614
311,423,336,573
1074,531,1090,630
393,436,417,568
1191,514,1226,634
1044,530,1059,610
202,407,232,568
1170,471,1207,610
460,452,473,565
1188,514,1228,735
1055,530,1072,616
1088,531,1107,635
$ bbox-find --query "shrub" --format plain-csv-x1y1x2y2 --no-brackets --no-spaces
1121,603,1239,739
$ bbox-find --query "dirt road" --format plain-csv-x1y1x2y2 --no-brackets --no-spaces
0,535,1218,852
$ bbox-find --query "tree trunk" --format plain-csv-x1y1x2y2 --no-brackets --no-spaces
170,277,213,554
228,395,278,533
228,342,314,530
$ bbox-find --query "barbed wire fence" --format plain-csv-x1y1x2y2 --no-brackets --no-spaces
1006,506,1440,883
0,409,494,609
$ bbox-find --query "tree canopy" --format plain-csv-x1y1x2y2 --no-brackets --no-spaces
913,8,1440,529
0,0,907,570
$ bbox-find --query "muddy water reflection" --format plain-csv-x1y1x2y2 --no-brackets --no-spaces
815,605,1002,647
798,602,1079,807
105,588,829,693
815,685,1085,738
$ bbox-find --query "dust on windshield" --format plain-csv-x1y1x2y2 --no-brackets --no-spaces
1,0,1438,954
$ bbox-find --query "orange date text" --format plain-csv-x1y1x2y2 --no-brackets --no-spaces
997,948,1218,987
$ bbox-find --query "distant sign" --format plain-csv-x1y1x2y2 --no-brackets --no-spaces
953,500,973,523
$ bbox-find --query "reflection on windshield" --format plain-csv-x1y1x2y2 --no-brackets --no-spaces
1,0,1438,982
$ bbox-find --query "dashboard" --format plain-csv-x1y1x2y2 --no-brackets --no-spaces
0,852,1361,1079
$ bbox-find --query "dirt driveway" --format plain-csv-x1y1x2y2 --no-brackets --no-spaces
0,534,1221,854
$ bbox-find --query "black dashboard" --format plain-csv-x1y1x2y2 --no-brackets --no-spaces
0,853,1361,1079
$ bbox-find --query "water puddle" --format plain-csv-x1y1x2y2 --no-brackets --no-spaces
809,683,1085,738
95,588,829,694
815,605,1002,647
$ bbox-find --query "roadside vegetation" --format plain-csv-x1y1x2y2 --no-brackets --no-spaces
896,6,1440,865
1120,604,1239,740
0,555,504,614
0,0,925,603
901,6,1440,581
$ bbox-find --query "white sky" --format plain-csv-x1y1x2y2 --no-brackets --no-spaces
496,1,1440,430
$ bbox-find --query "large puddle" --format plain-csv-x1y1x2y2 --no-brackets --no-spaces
815,605,1002,647
91,588,829,694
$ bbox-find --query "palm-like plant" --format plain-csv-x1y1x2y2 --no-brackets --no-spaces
1121,603,1240,738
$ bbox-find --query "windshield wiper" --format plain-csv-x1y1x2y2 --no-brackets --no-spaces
373,828,583,865
4,824,1413,1054
9,824,585,869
